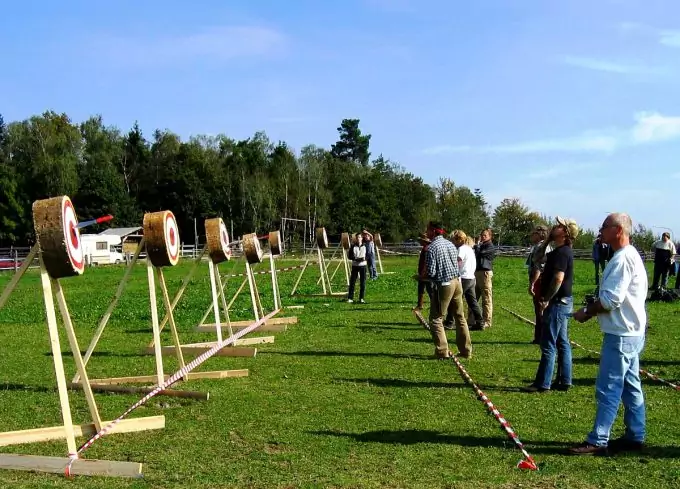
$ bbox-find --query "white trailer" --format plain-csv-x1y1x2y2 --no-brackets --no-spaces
81,234,125,266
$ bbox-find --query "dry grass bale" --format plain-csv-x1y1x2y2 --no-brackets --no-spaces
32,195,85,279
341,233,351,250
143,210,180,268
243,233,263,264
269,230,283,256
205,217,231,264
316,227,329,249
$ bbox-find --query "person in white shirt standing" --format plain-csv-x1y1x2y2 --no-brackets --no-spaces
570,213,648,455
447,230,483,330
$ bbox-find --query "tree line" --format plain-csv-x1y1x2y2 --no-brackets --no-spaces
0,112,660,250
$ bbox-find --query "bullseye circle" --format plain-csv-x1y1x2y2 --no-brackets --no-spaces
165,213,179,262
62,199,84,272
219,221,230,257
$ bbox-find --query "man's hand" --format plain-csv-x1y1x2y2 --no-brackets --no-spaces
572,307,592,323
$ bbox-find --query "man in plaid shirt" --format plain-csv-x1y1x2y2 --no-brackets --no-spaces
423,221,473,359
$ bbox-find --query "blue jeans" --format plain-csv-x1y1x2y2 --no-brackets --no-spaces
587,334,646,446
534,297,573,389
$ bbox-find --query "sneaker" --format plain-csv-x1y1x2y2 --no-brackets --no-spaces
443,322,454,330
521,384,549,393
608,437,645,454
347,299,353,303
550,382,571,392
456,351,472,359
567,441,608,456
359,299,366,304
435,351,452,360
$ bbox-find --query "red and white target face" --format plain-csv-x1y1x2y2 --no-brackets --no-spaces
219,219,231,258
62,198,84,272
165,212,180,263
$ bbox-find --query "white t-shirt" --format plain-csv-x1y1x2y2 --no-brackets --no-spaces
597,244,648,336
457,244,476,279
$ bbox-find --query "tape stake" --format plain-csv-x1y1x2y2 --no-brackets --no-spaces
413,310,538,470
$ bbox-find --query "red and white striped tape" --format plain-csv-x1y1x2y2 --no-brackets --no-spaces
501,306,680,392
414,310,538,471
64,308,280,475
224,262,318,279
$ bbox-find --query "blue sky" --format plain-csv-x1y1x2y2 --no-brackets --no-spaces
2,0,679,236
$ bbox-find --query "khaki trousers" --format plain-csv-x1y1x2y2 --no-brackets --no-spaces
429,280,472,357
474,270,493,327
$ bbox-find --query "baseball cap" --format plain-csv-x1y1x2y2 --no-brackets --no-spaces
556,216,579,239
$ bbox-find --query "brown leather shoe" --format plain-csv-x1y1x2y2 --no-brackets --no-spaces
567,442,608,456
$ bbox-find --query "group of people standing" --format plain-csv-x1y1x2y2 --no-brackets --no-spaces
525,214,649,456
414,222,496,359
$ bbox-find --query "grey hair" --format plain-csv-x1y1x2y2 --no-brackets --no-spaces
609,213,632,236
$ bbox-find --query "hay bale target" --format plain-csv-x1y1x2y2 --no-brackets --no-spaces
374,233,383,247
316,227,329,249
341,233,351,250
32,195,85,279
243,233,263,264
205,218,231,264
269,230,283,256
143,210,180,268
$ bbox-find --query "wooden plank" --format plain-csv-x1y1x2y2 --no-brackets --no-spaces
0,454,143,478
207,316,296,327
146,261,165,385
287,305,305,309
156,268,187,379
0,416,165,447
142,345,257,357
214,263,234,337
37,258,77,455
233,336,274,346
208,259,224,342
196,323,287,333
68,382,209,401
87,370,248,385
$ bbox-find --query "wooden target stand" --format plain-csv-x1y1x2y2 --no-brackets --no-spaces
195,230,297,337
0,196,163,478
373,232,394,275
71,212,247,402
290,227,347,297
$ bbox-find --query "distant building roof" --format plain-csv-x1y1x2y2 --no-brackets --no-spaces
98,227,143,238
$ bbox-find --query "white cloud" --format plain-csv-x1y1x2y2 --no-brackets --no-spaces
421,112,680,156
97,26,286,66
525,163,596,180
631,112,680,144
659,30,680,47
562,56,666,75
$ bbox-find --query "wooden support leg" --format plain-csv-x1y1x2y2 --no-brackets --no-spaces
208,259,223,343
342,247,350,286
269,253,279,311
376,245,384,274
156,268,187,381
214,267,233,338
0,243,38,310
245,262,260,321
38,256,77,456
147,261,165,386
317,248,327,295
53,280,102,431
74,239,144,383
158,244,207,331
290,259,310,296
226,277,248,311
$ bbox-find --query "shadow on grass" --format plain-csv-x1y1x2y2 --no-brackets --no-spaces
312,429,680,458
641,359,680,367
266,350,431,360
44,351,147,358
356,325,415,332
0,382,52,393
335,378,466,389
359,321,417,327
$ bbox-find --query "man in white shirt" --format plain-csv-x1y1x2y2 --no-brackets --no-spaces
570,213,648,455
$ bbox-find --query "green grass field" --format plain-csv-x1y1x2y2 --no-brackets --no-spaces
0,255,679,488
